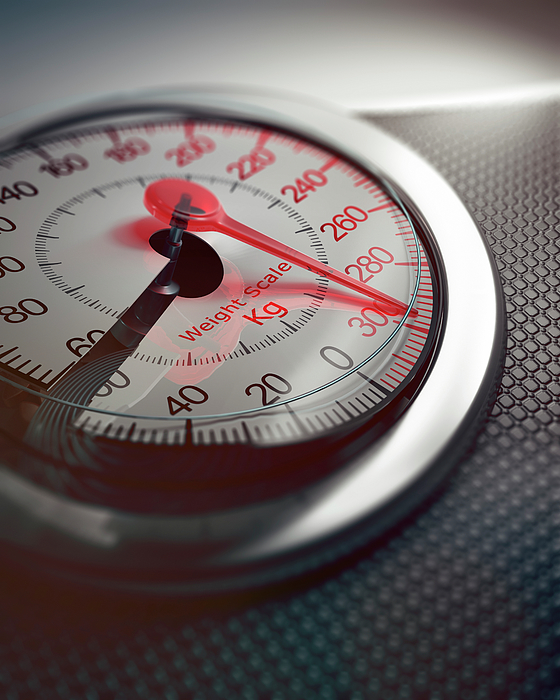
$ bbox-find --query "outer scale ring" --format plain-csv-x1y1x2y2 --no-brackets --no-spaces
0,89,504,592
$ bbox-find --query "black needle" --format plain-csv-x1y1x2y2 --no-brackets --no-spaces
63,208,188,382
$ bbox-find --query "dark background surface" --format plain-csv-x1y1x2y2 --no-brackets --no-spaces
0,95,559,699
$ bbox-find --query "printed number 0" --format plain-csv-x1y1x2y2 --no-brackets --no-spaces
0,256,25,278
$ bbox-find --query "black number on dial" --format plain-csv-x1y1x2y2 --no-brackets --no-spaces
245,373,293,406
39,154,88,178
0,181,38,205
0,298,47,323
167,386,209,415
0,217,16,233
66,330,105,358
95,370,131,398
0,256,25,278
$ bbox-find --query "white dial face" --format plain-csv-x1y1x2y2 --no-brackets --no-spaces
0,92,504,589
0,116,439,448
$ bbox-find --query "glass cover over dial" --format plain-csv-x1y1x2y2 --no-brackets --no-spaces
0,91,497,592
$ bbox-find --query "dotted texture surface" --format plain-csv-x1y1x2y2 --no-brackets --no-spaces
0,98,559,700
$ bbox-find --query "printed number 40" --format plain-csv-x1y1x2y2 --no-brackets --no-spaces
167,386,209,415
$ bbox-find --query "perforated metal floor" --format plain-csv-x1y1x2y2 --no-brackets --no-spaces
0,96,559,700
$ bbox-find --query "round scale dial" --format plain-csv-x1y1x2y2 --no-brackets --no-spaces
0,91,502,592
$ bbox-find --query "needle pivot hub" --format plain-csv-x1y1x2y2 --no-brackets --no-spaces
144,178,220,225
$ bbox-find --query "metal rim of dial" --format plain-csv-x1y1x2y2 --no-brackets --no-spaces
0,88,504,593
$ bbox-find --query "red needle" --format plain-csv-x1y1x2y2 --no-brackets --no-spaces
144,178,416,316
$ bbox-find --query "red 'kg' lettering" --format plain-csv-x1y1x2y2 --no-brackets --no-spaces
242,308,274,326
